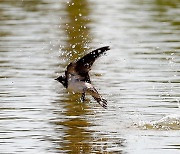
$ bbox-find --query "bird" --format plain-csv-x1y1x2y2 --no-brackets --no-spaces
55,46,110,109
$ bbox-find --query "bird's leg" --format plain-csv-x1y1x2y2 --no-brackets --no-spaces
80,92,86,102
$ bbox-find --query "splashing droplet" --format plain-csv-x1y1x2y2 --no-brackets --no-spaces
72,45,76,49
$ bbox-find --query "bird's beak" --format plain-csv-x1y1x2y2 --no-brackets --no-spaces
54,78,58,81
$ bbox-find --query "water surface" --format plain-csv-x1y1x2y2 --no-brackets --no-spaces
0,0,180,153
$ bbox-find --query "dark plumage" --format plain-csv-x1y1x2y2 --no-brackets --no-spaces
55,46,110,108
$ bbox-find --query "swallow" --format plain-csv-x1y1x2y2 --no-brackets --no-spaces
55,46,110,108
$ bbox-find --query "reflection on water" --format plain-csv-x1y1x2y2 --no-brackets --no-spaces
62,0,92,61
0,0,180,153
54,0,93,152
52,97,92,153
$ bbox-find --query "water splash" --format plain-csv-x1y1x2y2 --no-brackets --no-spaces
137,114,180,130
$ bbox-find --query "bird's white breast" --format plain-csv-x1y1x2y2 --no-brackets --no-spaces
67,75,92,93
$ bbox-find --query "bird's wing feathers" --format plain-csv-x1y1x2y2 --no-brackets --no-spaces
66,62,89,82
66,46,110,83
75,46,110,73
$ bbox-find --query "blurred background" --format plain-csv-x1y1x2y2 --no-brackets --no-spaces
0,0,180,153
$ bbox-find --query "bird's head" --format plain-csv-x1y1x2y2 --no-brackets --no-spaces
55,75,67,88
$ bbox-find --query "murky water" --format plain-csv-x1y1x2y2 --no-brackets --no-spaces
0,0,180,153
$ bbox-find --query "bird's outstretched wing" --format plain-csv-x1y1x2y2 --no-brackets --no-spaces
75,46,110,73
66,46,110,83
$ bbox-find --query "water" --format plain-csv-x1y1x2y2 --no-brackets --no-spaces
0,0,180,153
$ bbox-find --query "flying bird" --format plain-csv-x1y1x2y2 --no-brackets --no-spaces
55,46,110,108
